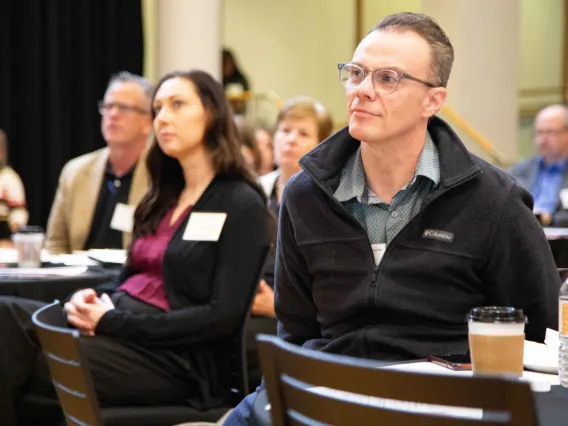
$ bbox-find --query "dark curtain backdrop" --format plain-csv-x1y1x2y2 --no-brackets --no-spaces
0,0,144,228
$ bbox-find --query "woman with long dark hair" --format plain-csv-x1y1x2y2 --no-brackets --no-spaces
0,70,271,425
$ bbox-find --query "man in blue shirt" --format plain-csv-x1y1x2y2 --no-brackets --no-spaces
511,104,568,226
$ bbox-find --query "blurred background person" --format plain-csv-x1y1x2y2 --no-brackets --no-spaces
222,48,250,115
260,96,334,213
246,96,333,389
255,125,275,176
0,129,28,241
235,115,262,175
45,72,153,254
510,104,568,226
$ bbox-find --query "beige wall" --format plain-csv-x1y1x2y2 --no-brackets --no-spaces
423,0,520,163
142,0,158,83
143,0,222,83
223,0,353,125
518,0,565,160
362,0,422,35
147,0,565,164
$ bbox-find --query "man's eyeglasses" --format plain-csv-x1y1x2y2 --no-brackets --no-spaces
338,62,437,94
98,101,149,116
535,129,568,139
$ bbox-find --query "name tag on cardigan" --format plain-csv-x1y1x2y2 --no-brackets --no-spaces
371,243,386,265
183,212,227,241
110,203,135,233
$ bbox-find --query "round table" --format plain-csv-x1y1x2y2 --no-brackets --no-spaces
0,267,120,303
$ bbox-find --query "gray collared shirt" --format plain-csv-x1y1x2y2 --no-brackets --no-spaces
334,132,440,264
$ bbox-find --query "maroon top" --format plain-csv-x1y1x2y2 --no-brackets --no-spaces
118,205,192,311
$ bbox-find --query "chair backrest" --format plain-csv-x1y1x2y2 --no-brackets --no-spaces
258,334,537,426
218,245,270,405
32,301,102,426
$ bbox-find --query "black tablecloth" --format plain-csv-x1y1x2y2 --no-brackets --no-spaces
252,376,568,426
0,267,120,303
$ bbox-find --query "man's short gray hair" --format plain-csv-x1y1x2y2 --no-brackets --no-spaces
370,12,454,88
105,71,154,108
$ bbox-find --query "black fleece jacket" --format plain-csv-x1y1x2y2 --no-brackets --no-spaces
275,116,559,361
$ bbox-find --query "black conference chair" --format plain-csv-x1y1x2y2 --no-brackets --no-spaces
257,334,538,426
30,246,268,425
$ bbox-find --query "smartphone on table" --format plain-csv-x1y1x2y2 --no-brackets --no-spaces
427,354,472,371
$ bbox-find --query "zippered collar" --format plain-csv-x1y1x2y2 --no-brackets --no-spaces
299,116,482,195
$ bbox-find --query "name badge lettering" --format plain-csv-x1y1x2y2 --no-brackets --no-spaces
371,243,386,265
422,229,454,243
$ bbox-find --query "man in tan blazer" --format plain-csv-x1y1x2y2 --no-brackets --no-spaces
46,72,154,254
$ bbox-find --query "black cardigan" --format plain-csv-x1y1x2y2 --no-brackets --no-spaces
94,175,270,406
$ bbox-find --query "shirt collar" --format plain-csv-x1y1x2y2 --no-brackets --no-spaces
105,160,136,179
539,156,568,173
413,131,440,186
334,131,440,203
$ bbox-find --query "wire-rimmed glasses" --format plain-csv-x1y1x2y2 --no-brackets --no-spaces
338,62,436,94
98,101,149,116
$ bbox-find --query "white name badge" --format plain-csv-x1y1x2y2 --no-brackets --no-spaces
183,212,227,241
560,188,568,209
110,203,135,233
371,243,386,266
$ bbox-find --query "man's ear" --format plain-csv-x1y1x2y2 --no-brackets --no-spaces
423,87,447,118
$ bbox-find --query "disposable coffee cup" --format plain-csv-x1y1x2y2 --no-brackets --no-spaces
468,306,527,376
12,226,45,268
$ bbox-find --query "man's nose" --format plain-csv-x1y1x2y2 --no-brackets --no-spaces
354,74,377,100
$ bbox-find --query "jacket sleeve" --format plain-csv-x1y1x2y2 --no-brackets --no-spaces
273,186,322,347
45,166,72,254
95,190,270,347
484,183,559,342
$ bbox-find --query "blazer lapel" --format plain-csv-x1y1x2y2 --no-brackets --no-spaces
71,149,108,251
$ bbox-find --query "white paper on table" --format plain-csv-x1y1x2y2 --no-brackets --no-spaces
86,249,127,265
385,362,559,391
524,340,558,374
545,328,559,348
48,253,99,267
543,227,568,239
0,266,88,277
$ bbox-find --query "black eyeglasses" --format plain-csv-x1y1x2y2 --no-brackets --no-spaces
98,101,149,116
338,62,437,94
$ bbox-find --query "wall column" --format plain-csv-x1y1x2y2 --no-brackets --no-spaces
423,0,520,162
155,0,223,80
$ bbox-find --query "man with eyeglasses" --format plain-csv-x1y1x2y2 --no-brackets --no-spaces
510,104,568,227
225,12,558,425
45,71,153,254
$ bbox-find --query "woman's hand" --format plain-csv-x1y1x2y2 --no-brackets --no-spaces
252,279,276,318
64,291,115,335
